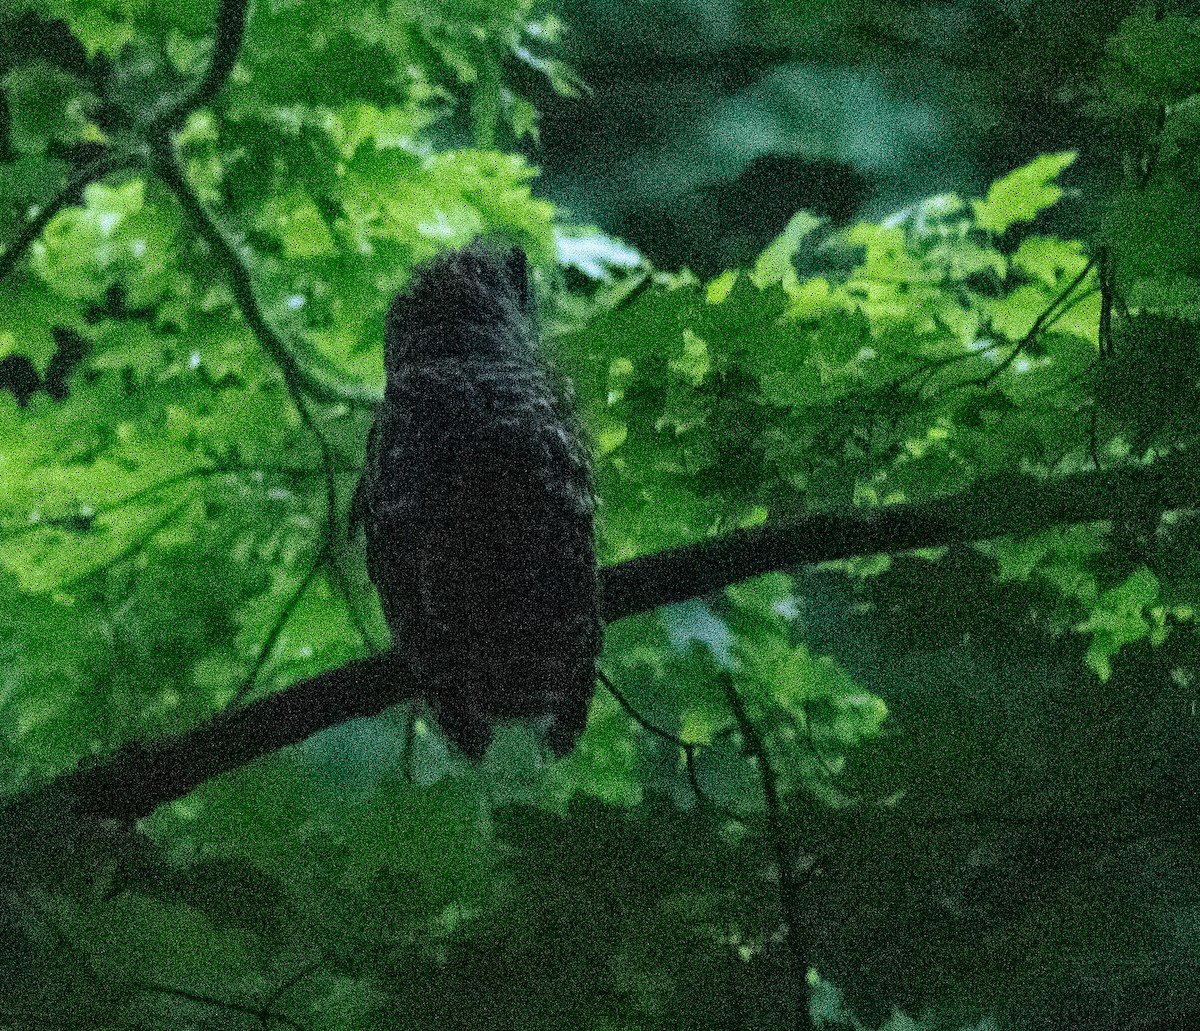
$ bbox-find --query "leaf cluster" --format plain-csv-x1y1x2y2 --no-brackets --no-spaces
0,3,1199,1031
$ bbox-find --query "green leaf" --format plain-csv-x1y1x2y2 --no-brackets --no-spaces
256,190,337,259
85,893,256,984
1011,236,1090,288
971,152,1076,234
2,62,94,154
1102,9,1200,106
0,274,81,368
1105,180,1200,284
1078,566,1162,679
752,210,823,287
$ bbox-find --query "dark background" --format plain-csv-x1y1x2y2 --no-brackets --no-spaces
511,0,1195,274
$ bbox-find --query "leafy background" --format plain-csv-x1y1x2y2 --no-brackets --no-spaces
1,1,1199,1029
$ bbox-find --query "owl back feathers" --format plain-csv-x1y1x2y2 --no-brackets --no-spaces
354,242,600,758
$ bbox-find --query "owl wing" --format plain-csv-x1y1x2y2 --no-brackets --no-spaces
405,411,598,756
357,409,428,657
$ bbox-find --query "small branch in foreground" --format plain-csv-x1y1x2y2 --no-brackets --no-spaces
977,255,1097,388
598,668,742,822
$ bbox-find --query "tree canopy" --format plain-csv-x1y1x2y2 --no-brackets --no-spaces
1,1,1199,1029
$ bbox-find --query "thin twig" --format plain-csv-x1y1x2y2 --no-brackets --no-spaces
150,138,378,654
234,553,324,703
878,260,1097,403
1098,245,1114,359
598,668,743,822
598,667,684,744
978,257,1097,388
720,672,811,1022
401,707,417,782
1089,405,1103,470
58,496,192,591
0,461,348,540
887,346,986,397
261,957,323,1028
797,701,842,782
136,980,310,1031
1137,103,1167,189
0,154,114,284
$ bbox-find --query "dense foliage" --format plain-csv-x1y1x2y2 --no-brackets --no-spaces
1,1,1199,1029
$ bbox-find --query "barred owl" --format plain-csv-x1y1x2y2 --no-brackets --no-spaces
352,240,600,758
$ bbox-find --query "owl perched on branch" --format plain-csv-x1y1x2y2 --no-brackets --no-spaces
352,240,601,758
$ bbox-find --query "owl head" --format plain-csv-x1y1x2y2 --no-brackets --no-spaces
384,239,535,370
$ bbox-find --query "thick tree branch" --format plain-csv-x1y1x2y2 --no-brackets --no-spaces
601,449,1199,621
32,451,1200,820
63,654,406,819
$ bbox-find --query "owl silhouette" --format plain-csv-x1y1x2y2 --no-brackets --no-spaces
352,241,600,758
